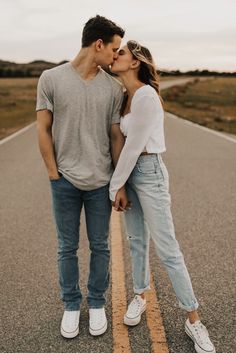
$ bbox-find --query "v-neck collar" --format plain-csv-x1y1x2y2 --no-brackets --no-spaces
69,62,101,84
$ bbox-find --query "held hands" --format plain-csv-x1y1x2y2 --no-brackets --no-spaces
112,186,132,212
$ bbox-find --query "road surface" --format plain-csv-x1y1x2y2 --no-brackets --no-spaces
0,79,235,353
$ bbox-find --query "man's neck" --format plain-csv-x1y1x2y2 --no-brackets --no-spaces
71,48,99,80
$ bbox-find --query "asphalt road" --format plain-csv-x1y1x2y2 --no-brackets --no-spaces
0,80,235,353
160,77,197,90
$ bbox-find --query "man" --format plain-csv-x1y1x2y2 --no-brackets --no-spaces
36,15,128,338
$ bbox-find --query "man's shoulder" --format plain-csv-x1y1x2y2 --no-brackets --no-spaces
41,62,70,79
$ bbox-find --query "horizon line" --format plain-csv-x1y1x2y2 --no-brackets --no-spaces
0,58,236,74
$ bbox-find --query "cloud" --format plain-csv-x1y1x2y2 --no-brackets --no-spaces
0,0,236,71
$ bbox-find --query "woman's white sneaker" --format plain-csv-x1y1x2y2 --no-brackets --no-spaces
124,295,147,326
89,307,107,336
60,310,80,338
185,319,216,353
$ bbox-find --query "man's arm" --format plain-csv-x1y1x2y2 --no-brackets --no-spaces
110,123,125,166
37,110,60,180
110,124,129,211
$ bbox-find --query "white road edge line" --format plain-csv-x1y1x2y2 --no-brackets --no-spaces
1,112,235,147
167,112,236,144
0,122,36,146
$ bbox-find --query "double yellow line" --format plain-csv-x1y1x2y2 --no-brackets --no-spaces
111,212,169,353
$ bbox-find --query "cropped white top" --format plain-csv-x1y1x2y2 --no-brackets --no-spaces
109,85,166,201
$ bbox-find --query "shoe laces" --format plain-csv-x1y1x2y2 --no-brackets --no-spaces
192,321,211,345
90,309,105,324
128,295,144,314
63,311,79,326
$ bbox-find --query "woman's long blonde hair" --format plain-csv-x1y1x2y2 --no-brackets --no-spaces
128,40,161,94
121,40,162,115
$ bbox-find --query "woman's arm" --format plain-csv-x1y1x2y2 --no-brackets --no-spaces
109,94,162,201
110,123,129,210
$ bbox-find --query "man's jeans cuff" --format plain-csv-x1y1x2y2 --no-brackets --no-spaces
64,303,81,311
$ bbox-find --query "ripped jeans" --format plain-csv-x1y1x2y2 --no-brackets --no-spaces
123,154,199,312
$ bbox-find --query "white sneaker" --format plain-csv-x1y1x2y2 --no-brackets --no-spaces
89,307,107,336
60,310,80,338
185,319,216,353
124,295,146,326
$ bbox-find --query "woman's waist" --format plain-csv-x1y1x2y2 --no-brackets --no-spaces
137,153,162,164
140,151,157,156
127,153,168,183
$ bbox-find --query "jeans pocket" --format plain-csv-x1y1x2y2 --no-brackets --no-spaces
50,175,63,183
156,164,169,192
155,165,165,183
137,160,156,174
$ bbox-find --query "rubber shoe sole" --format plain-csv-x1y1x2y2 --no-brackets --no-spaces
123,304,146,326
60,325,79,339
89,320,107,336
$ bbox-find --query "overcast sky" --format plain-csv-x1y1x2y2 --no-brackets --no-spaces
1,0,236,72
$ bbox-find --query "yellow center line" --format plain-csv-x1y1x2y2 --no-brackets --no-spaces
111,212,131,353
111,212,169,353
146,273,169,353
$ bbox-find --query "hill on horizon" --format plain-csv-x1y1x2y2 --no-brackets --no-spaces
0,59,68,77
0,59,235,78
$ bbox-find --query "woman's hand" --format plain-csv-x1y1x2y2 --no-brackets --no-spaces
112,186,131,212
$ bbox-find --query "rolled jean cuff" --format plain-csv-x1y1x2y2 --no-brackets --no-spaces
64,303,81,311
87,297,106,309
179,299,199,312
134,285,151,295
88,305,105,309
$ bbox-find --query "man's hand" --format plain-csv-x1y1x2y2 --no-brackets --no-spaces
112,186,131,212
49,172,61,181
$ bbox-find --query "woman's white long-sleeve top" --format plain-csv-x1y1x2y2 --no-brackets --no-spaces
109,84,166,202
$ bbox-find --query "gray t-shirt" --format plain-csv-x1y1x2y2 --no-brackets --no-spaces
36,62,123,190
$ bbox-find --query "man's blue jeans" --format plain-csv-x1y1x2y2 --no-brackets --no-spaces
50,176,111,310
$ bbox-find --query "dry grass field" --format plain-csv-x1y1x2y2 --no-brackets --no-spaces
0,76,235,140
0,78,37,139
162,77,236,134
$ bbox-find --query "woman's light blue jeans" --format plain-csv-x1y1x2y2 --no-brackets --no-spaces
123,154,199,312
50,176,111,311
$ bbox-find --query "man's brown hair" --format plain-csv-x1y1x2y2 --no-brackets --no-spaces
82,15,125,47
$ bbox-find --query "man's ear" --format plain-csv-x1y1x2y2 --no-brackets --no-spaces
95,39,104,51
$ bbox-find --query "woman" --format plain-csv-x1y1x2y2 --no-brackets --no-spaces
109,41,215,353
